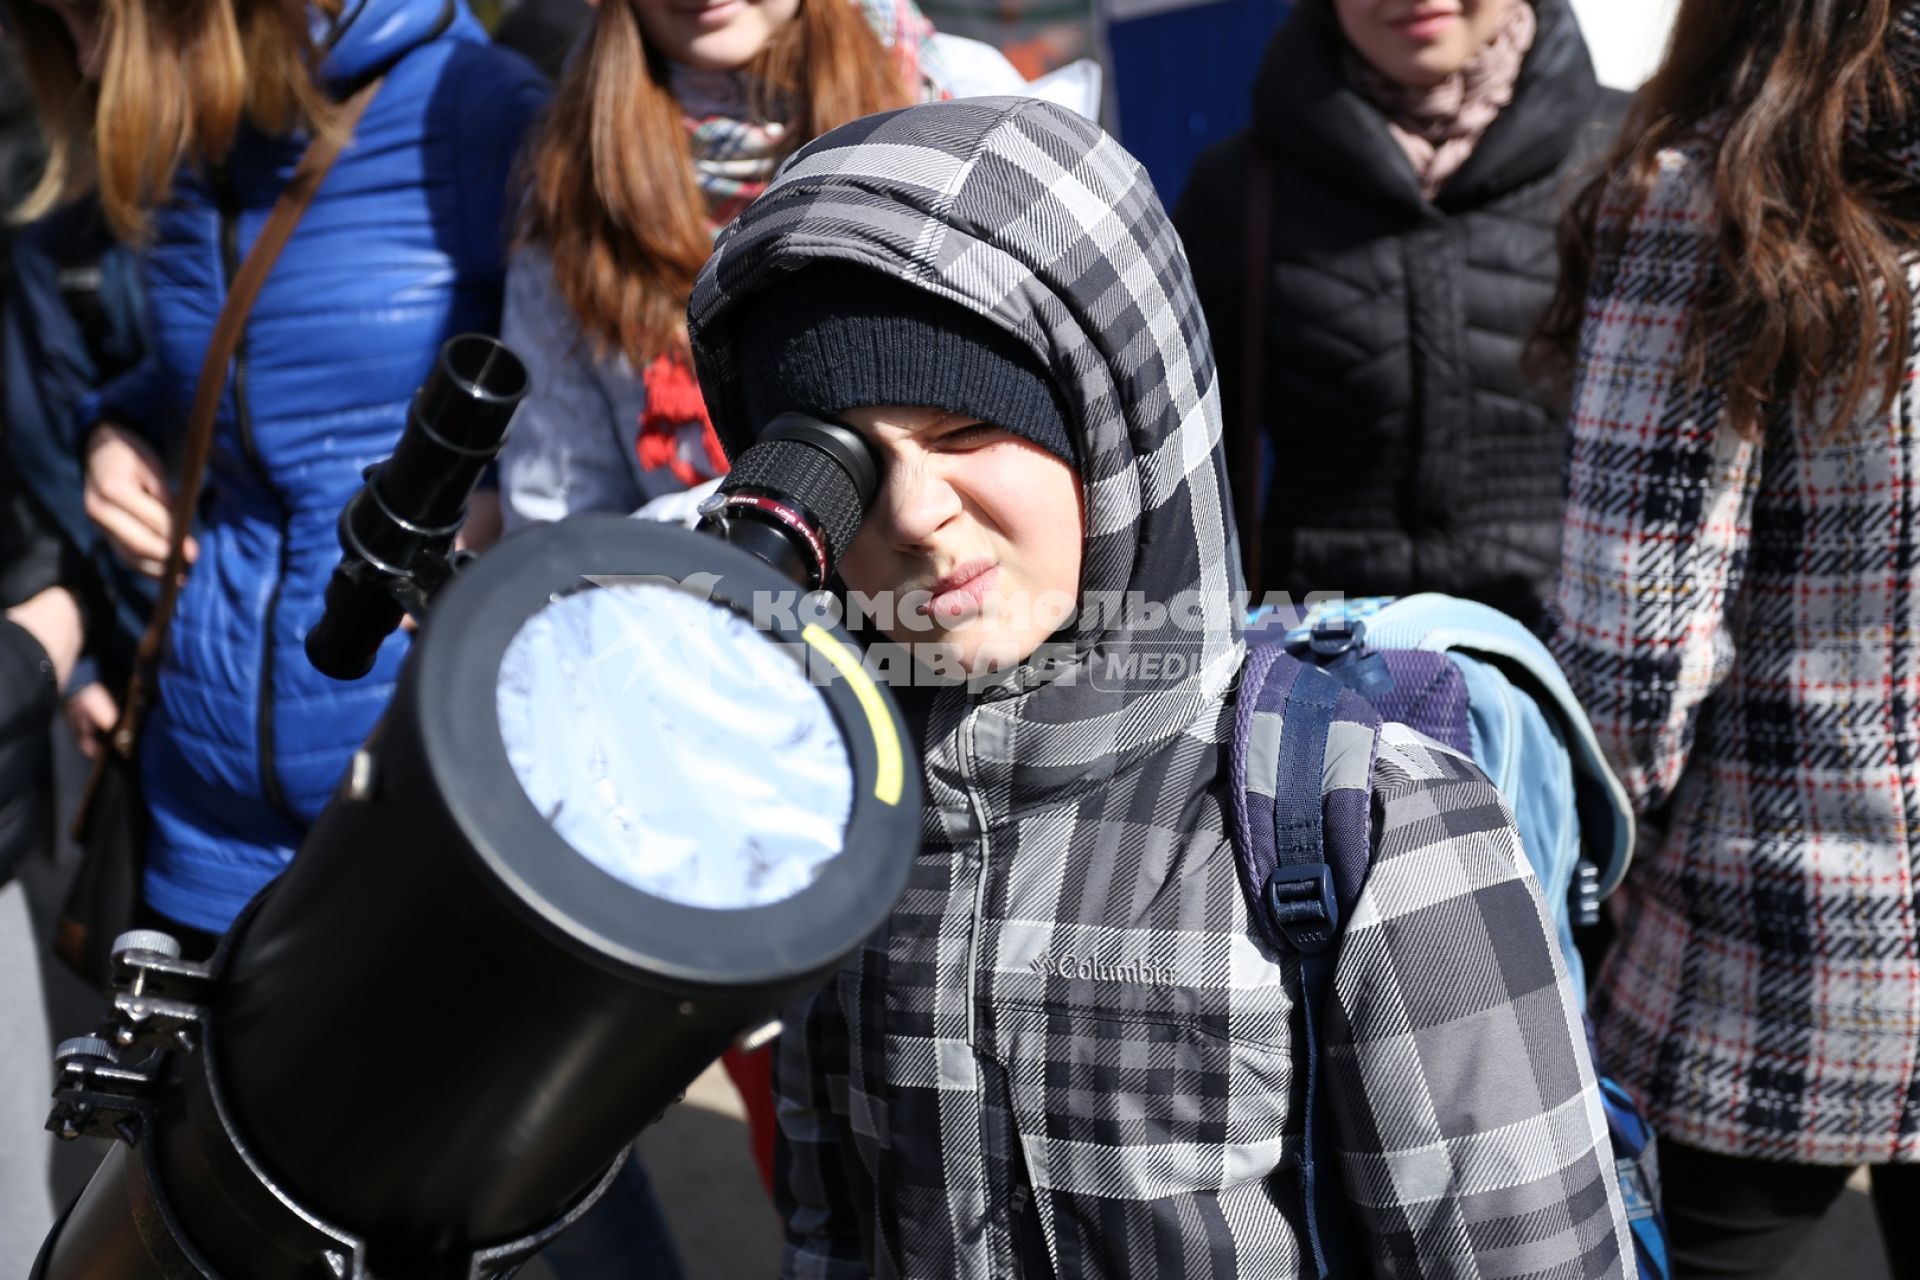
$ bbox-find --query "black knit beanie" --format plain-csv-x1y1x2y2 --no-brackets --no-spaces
732,267,1077,468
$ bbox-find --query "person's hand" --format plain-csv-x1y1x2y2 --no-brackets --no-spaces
4,585,83,689
85,421,196,578
63,682,119,761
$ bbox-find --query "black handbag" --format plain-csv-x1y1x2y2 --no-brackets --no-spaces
53,78,383,987
54,742,147,986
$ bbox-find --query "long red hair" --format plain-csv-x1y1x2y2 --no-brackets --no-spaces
516,0,914,369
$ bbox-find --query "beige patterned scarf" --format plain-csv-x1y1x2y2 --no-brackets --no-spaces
1344,1,1537,201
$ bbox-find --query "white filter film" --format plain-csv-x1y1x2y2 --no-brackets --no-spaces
496,582,853,908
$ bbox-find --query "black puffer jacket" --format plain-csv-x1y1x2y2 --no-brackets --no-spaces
1175,0,1622,628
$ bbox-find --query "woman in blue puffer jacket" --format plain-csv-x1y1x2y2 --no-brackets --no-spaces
6,0,547,940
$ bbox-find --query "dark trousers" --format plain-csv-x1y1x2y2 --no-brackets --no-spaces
1662,1137,1920,1279
535,1148,684,1280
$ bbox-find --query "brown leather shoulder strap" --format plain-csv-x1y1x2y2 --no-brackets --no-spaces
106,77,384,761
1235,138,1274,601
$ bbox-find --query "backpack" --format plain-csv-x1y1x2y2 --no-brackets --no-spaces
1231,594,1669,1280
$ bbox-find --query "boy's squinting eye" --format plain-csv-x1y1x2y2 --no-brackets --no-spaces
936,422,1008,449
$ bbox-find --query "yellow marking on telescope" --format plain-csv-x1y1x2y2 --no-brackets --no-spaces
802,624,903,806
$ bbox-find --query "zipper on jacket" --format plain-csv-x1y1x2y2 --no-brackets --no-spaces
1008,1172,1055,1278
214,166,296,823
961,719,994,1050
959,717,1013,1278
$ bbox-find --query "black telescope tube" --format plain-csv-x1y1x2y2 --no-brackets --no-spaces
197,679,757,1264
305,334,527,681
34,394,916,1278
156,518,919,1274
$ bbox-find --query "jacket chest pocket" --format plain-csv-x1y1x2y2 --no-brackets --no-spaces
987,996,1300,1203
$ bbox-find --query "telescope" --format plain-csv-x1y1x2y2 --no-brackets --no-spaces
35,337,920,1278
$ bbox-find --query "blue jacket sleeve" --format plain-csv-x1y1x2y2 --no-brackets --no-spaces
445,41,551,313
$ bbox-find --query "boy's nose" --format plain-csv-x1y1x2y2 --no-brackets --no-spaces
880,456,963,549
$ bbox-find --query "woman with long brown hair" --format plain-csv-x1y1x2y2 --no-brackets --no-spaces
1,0,545,945
1543,1,1920,1272
496,0,1024,525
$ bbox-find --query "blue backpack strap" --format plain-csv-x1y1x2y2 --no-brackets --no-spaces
1231,645,1381,1279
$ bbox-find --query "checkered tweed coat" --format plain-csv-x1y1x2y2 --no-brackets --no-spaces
691,98,1629,1278
1552,63,1920,1165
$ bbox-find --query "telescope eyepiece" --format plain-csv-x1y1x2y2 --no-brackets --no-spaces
416,333,530,453
701,413,881,589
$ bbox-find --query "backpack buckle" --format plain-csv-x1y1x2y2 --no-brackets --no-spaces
1309,616,1365,658
1571,858,1602,928
1286,617,1395,698
1266,863,1340,954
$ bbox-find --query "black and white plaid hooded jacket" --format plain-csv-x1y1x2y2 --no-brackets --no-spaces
689,99,1630,1280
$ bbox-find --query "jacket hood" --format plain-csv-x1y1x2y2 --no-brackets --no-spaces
689,97,1243,829
1251,0,1602,211
321,0,464,87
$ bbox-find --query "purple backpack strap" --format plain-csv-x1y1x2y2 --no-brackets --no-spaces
1229,645,1381,1280
1230,645,1383,950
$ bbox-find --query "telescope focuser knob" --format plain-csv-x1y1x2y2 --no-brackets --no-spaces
49,1033,157,1143
111,929,184,962
54,1036,117,1067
